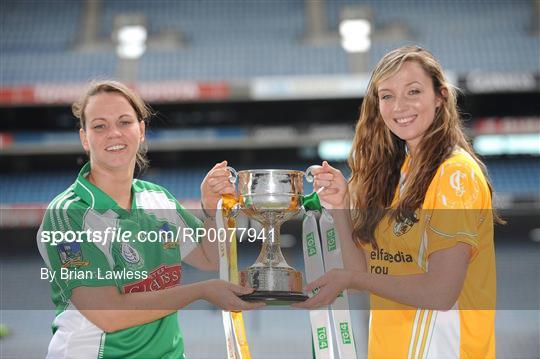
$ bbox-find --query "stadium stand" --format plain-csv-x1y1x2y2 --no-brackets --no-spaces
1,159,538,205
1,0,80,52
1,0,538,85
1,2,539,359
1,0,538,208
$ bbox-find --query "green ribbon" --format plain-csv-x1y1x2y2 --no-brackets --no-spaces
301,192,322,212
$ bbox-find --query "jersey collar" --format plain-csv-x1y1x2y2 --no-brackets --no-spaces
73,162,135,215
390,154,412,206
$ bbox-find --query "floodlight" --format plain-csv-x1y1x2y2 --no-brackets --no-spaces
118,25,147,43
340,19,371,53
116,25,147,59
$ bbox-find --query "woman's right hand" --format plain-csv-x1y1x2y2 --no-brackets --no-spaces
200,160,236,217
199,279,265,311
310,161,350,209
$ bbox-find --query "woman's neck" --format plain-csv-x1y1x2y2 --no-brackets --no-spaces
87,164,134,210
405,143,415,158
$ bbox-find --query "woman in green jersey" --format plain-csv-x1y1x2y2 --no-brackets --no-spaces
37,80,262,358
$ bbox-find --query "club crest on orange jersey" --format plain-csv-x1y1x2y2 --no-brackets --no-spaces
393,214,417,237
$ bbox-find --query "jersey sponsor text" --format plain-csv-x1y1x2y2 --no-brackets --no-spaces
123,264,182,293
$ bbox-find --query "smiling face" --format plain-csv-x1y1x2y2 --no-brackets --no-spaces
377,61,442,154
79,92,145,172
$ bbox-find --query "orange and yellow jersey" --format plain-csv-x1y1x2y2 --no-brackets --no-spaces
364,148,496,359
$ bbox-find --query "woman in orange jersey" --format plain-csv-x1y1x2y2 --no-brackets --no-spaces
296,46,499,358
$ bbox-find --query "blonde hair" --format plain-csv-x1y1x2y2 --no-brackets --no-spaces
72,80,152,173
348,46,499,248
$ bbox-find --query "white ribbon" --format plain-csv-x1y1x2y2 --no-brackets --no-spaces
303,211,336,359
320,209,358,358
302,209,358,359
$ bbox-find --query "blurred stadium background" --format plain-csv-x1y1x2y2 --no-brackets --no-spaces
0,0,539,358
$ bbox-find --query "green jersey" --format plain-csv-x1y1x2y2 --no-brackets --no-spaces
37,162,203,358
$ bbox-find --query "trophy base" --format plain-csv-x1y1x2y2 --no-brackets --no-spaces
240,291,309,305
240,267,304,292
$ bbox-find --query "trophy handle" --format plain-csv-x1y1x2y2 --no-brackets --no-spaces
305,164,326,193
226,166,238,184
302,165,323,212
304,164,321,183
223,166,241,217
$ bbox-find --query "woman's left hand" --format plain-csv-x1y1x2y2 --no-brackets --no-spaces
293,268,354,309
200,160,236,216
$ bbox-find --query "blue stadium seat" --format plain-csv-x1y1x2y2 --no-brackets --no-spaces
1,159,538,205
1,0,538,85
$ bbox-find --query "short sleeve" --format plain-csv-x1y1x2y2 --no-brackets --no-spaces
158,185,204,230
424,159,489,259
37,207,117,299
177,201,205,260
158,185,204,259
176,202,204,231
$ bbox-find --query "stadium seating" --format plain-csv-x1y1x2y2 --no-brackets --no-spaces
486,158,540,196
1,160,538,205
1,0,80,52
1,0,538,85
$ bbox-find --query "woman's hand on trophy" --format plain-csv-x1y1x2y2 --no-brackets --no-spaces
200,279,265,311
201,161,237,216
311,161,349,209
292,269,354,309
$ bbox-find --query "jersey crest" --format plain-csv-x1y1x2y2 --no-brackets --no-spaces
160,223,179,250
121,243,141,264
437,163,480,208
57,242,90,268
393,213,417,237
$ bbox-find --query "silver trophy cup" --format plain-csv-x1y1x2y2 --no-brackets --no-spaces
228,168,311,304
